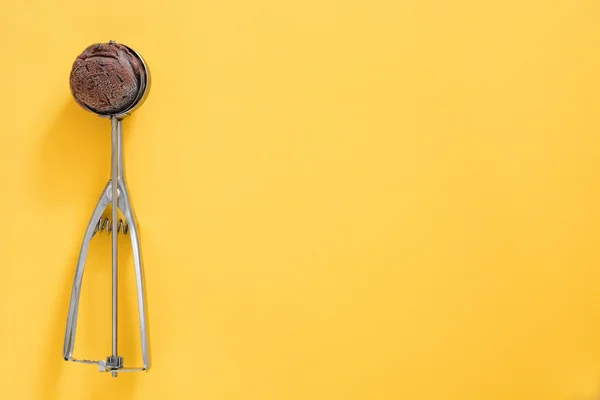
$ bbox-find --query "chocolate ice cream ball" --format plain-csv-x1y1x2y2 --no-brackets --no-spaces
69,42,146,115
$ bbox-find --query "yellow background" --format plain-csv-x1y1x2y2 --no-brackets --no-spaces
2,0,600,399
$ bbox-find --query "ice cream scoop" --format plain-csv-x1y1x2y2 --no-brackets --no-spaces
63,41,151,378
69,41,148,116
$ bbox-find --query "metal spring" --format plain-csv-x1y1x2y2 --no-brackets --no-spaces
95,217,129,235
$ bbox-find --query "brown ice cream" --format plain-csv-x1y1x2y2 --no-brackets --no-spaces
69,42,146,115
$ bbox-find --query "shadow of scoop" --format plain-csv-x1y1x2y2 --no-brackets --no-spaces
34,100,111,208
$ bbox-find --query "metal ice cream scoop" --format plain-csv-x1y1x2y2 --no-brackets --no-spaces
63,40,151,377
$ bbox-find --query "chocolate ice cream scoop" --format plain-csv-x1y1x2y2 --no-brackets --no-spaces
70,42,147,115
